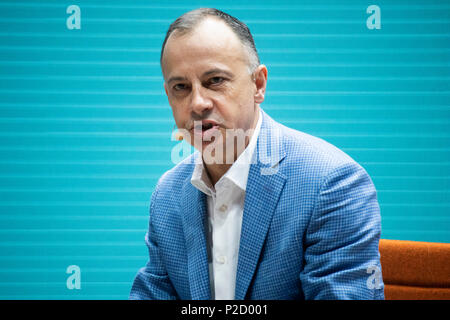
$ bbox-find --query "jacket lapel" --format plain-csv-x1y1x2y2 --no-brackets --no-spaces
234,111,287,300
180,170,212,300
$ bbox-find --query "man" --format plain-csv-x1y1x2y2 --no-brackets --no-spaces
130,8,384,300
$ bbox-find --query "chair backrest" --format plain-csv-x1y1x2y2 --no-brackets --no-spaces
379,239,450,300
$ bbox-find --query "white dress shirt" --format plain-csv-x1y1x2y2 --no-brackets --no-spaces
190,109,262,300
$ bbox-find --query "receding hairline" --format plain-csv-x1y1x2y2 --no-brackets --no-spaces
160,9,260,74
168,14,219,39
161,16,248,66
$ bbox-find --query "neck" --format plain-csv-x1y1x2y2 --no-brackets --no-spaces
204,163,231,186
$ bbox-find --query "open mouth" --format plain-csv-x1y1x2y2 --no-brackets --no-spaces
202,123,214,131
193,121,218,132
192,121,220,140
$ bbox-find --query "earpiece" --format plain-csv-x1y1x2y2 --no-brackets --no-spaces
175,131,184,141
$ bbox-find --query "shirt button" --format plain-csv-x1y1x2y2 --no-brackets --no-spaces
216,256,227,264
219,204,228,212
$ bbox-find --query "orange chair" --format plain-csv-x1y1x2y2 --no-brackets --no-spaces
379,239,450,300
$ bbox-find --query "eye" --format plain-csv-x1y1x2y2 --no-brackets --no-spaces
208,77,225,86
173,83,188,91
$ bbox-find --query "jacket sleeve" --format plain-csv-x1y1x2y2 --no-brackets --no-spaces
129,184,179,300
299,162,385,300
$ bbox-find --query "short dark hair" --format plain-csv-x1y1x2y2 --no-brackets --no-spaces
160,8,260,73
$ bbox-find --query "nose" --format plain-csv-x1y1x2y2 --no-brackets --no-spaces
191,85,213,115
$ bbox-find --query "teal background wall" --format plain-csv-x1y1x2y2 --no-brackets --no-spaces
0,0,448,299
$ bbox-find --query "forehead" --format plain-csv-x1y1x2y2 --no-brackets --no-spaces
162,17,248,79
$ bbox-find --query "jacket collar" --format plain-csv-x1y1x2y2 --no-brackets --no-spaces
180,109,287,300
235,110,287,299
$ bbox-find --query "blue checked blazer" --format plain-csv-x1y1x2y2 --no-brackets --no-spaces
130,109,385,300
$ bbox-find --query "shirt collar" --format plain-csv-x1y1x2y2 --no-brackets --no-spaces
191,108,262,194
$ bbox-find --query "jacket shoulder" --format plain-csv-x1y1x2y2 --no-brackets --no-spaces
152,152,198,200
274,120,365,177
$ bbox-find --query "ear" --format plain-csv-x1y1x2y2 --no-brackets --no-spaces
253,64,268,104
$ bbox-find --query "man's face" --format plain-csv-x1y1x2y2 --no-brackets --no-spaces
161,17,263,162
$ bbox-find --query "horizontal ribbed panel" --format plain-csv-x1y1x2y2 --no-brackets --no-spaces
0,0,449,299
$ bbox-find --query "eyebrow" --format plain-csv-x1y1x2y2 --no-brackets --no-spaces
202,68,234,78
167,76,187,85
167,68,234,84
